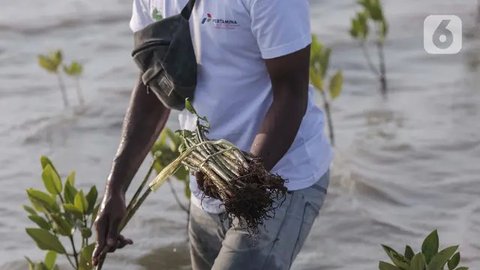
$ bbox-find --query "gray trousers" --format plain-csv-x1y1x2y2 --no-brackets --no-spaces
188,171,329,270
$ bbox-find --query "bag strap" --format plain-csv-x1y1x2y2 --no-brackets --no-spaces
181,0,197,20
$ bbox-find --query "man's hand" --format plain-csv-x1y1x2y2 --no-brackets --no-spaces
92,191,133,266
250,46,311,171
90,78,169,266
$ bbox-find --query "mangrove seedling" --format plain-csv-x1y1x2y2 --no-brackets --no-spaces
25,251,59,270
310,35,344,146
96,99,287,269
38,50,69,108
350,0,389,98
379,230,469,270
24,156,99,270
63,61,85,106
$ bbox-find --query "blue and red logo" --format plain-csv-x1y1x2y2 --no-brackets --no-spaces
201,13,239,29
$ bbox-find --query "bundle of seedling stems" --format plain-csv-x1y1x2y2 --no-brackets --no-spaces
96,100,286,269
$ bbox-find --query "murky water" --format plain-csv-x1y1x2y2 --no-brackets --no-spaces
1,0,479,269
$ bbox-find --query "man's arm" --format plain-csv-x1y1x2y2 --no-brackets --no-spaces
92,77,170,265
250,46,310,171
106,79,170,195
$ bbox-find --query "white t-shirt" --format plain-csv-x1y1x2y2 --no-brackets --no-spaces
130,0,333,213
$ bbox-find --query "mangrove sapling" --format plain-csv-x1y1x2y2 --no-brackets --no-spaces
38,50,70,108
350,0,389,98
24,156,100,270
64,61,85,106
310,35,344,146
96,100,287,269
379,230,469,270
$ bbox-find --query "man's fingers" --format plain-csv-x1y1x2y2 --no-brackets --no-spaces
93,246,110,267
117,234,134,249
92,217,108,265
106,217,121,252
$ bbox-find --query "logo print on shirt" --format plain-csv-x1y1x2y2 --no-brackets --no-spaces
152,8,163,21
201,13,239,29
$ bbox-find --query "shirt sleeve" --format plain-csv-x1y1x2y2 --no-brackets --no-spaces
129,0,155,32
249,0,312,59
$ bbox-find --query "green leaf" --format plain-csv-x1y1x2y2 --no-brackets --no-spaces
80,227,92,238
369,2,384,21
351,12,369,40
379,261,401,270
410,253,426,270
422,230,439,264
42,164,62,195
63,203,83,219
166,128,183,150
79,243,96,270
320,48,331,78
63,178,77,204
25,228,66,254
40,157,60,178
85,186,98,215
74,191,88,214
50,214,73,236
35,263,48,270
38,55,58,73
50,50,63,67
329,71,343,99
66,171,76,186
382,245,410,269
427,246,458,270
174,165,189,182
405,245,415,261
158,128,169,146
310,35,321,62
24,205,38,216
448,252,460,270
63,61,83,76
28,215,51,231
455,267,468,270
358,0,372,10
185,98,197,115
27,189,59,213
310,66,323,91
44,251,57,269
350,18,359,38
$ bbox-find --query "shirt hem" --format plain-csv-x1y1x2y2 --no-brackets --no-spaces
260,33,312,59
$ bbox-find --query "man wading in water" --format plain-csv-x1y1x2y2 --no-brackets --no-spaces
92,0,333,269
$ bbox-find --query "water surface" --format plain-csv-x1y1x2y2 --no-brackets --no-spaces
0,0,479,269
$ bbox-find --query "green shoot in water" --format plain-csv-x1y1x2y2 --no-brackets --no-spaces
63,61,85,106
310,35,344,146
38,50,69,108
38,50,86,108
350,0,389,98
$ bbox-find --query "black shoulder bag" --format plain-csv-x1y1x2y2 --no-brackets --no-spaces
132,0,198,110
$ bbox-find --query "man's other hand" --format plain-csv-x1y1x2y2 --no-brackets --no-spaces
92,191,133,266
